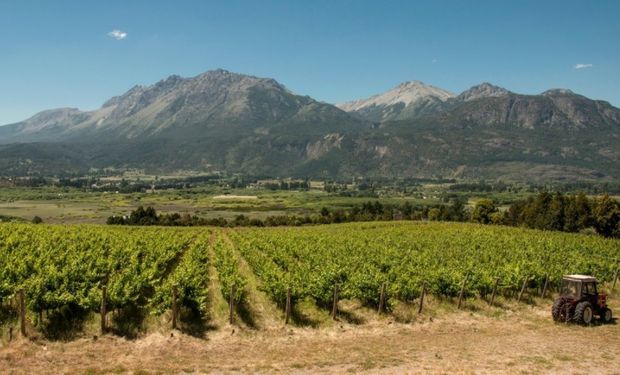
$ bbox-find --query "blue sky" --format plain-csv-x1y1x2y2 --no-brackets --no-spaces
0,0,618,125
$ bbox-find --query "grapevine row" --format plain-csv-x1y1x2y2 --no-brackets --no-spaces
229,222,619,308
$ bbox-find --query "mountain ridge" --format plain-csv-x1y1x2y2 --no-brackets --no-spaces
1,69,619,182
0,69,365,143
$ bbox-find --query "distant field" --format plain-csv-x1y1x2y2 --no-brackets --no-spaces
0,187,441,224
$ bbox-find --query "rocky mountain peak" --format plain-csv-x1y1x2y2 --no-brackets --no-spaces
156,74,184,87
542,88,576,96
0,69,361,143
457,82,511,102
395,80,424,89
337,81,454,113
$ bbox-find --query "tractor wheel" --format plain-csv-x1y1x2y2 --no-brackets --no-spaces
552,298,570,322
573,301,594,325
601,308,613,324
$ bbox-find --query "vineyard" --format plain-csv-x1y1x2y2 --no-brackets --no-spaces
0,221,619,337
231,222,620,308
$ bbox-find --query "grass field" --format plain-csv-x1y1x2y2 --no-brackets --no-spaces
0,186,442,224
1,294,619,374
4,180,614,225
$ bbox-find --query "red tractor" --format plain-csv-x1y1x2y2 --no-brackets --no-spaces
552,275,613,324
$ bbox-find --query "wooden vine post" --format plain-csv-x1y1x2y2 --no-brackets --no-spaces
541,274,549,298
331,284,339,320
457,276,467,309
284,287,292,325
229,283,236,324
612,261,619,292
418,282,426,314
518,277,529,303
490,277,500,306
100,286,107,334
378,282,387,314
19,289,26,337
172,285,178,330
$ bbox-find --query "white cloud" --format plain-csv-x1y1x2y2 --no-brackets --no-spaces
107,30,127,40
432,58,438,63
574,63,593,70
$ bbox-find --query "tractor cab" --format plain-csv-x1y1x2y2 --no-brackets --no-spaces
560,275,598,300
552,275,612,324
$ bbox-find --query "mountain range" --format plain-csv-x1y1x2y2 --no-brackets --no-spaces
1,69,619,182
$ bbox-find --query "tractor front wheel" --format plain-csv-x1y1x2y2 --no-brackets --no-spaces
574,301,594,325
552,298,570,322
601,308,613,324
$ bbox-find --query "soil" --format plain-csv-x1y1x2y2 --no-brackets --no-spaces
1,303,619,374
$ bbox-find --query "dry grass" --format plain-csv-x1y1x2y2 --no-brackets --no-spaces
220,230,282,330
212,195,258,200
1,297,619,374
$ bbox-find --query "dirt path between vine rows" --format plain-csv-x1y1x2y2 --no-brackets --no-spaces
2,303,619,374
203,231,230,326
219,229,282,329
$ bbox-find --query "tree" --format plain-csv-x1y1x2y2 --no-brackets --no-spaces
563,195,579,232
401,201,413,218
489,211,506,225
471,199,497,224
505,199,527,226
531,192,553,229
574,192,593,229
447,198,468,221
32,216,43,224
127,206,159,225
592,195,620,238
373,201,384,216
547,192,566,231
427,208,441,221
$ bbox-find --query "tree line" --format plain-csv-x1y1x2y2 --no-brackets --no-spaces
471,192,619,238
106,200,465,228
107,192,620,238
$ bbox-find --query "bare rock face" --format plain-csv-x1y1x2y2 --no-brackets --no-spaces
1,69,361,142
337,81,455,122
306,133,344,160
455,83,511,102
94,69,304,138
428,85,620,131
338,81,620,131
